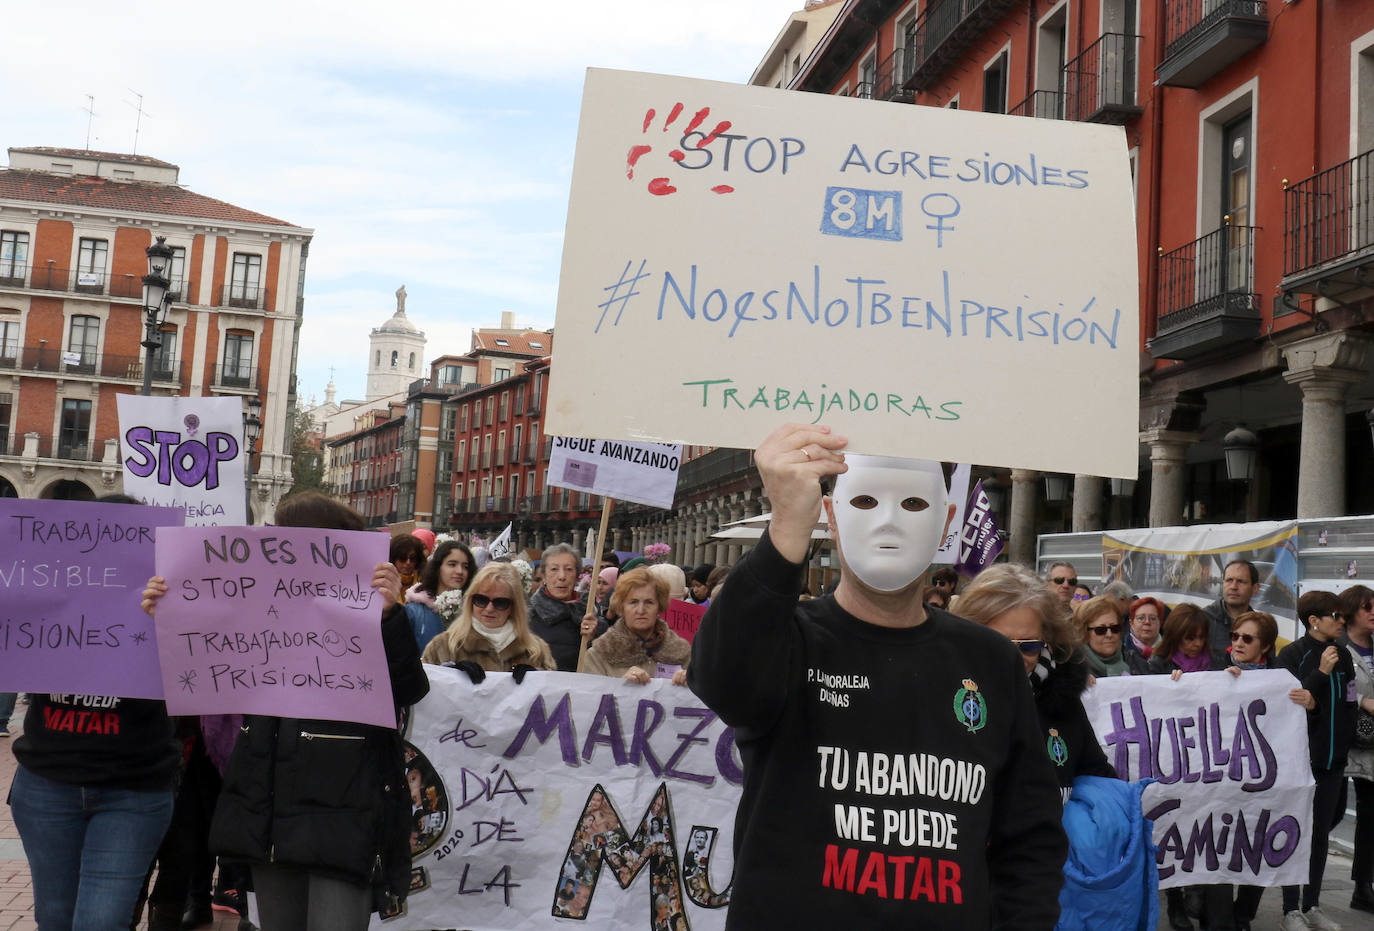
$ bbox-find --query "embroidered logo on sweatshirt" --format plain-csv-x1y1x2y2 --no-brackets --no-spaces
1046,728,1068,766
953,678,986,733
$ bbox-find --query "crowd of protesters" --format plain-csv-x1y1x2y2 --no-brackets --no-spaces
7,485,1374,931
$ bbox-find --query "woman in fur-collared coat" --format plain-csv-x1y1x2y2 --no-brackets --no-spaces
581,568,691,685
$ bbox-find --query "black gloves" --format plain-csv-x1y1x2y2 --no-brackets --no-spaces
448,661,486,684
511,664,537,684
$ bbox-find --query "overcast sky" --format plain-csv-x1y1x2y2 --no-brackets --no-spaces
4,1,812,404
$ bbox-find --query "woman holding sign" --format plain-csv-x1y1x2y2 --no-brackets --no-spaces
582,568,691,685
420,562,557,673
8,494,181,931
143,493,430,931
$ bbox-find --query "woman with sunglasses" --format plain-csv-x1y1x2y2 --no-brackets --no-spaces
420,563,555,673
582,568,691,685
1077,595,1151,678
958,565,1115,793
1339,585,1374,914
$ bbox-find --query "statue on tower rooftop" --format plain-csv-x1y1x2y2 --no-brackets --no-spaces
395,284,407,315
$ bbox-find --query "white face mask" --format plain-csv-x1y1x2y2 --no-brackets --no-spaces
830,456,951,594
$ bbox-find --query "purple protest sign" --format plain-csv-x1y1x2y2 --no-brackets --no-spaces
0,498,184,698
153,526,395,727
955,480,1004,578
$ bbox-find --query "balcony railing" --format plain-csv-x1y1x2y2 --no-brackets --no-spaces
0,265,150,300
508,444,522,463
847,82,875,100
905,0,1020,92
17,347,186,383
221,284,269,310
0,434,94,462
1158,0,1268,88
1283,148,1374,282
1008,90,1065,120
1064,33,1142,124
1150,224,1261,359
524,441,538,464
214,364,258,390
527,396,542,415
495,446,506,466
873,47,915,103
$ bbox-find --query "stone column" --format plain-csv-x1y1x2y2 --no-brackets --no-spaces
1071,475,1104,532
1141,429,1197,528
1008,469,1039,567
725,502,744,565
1282,331,1372,518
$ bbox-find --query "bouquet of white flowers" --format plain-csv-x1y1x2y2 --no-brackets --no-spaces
433,589,465,626
510,559,534,591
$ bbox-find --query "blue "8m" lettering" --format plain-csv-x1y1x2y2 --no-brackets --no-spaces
819,186,903,242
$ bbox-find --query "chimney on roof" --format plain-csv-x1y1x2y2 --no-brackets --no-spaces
501,311,514,329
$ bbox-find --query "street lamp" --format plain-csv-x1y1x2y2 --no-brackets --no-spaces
1223,425,1259,482
140,236,175,396
243,397,263,524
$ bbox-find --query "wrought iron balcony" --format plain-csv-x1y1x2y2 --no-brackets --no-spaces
1157,0,1268,88
214,363,258,391
904,0,1020,92
1149,223,1262,360
1008,90,1065,120
872,47,915,103
1282,148,1374,296
0,265,152,300
221,284,269,310
16,347,185,383
1064,33,1143,124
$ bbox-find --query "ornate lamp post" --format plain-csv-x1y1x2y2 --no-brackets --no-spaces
243,397,263,523
139,237,175,395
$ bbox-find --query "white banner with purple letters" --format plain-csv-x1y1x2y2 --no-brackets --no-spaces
1082,670,1314,889
117,394,247,526
373,668,739,930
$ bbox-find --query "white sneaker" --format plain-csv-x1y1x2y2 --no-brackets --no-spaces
1302,906,1341,931
1282,911,1311,931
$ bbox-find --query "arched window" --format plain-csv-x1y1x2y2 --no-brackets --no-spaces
390,350,398,368
409,352,416,370
375,350,380,366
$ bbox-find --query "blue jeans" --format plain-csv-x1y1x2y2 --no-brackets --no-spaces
9,765,174,931
0,692,17,729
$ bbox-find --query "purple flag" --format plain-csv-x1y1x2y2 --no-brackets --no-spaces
955,480,1004,578
0,498,185,698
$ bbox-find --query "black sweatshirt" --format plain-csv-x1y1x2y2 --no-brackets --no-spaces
1277,632,1357,772
688,532,1067,930
13,693,179,791
1032,651,1116,793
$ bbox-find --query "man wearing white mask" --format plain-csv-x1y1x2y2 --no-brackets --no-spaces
689,423,1066,930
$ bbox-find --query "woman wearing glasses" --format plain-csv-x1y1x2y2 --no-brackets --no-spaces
420,563,555,673
1077,595,1151,678
582,568,691,685
957,565,1115,791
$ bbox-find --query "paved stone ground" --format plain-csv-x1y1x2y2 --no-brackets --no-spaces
0,702,239,931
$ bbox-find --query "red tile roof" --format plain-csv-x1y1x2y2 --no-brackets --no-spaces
10,146,179,169
0,168,302,229
470,329,553,355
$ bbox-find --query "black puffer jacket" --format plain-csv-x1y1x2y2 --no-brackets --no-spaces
528,588,594,671
1031,650,1116,790
209,604,430,913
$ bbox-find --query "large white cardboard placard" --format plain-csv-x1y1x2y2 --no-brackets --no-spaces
548,69,1139,476
546,436,683,509
374,669,738,930
117,395,247,525
1082,671,1314,889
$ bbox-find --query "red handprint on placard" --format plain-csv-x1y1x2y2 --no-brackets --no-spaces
626,103,735,196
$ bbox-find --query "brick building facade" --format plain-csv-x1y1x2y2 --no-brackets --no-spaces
0,146,311,519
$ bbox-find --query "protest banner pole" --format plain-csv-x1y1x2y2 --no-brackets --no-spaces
576,496,615,673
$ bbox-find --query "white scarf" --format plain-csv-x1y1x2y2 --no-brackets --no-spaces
472,620,516,654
